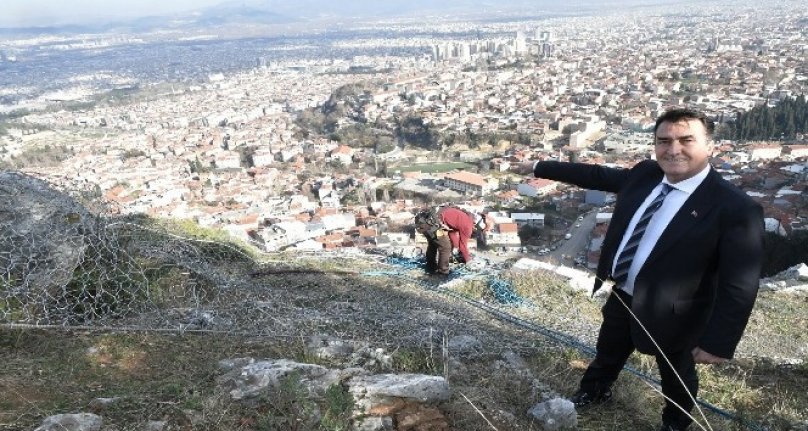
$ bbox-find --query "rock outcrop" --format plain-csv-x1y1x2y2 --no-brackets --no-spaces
527,397,577,430
216,357,364,400
347,373,451,431
761,263,808,292
0,172,92,313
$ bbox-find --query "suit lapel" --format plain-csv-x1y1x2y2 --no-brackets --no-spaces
598,177,660,280
644,170,718,266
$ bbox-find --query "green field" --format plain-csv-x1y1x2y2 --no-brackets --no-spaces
394,162,474,174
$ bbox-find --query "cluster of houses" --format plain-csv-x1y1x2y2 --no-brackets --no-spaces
242,139,806,268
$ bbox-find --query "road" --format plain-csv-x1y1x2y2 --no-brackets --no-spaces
475,211,598,267
548,211,597,264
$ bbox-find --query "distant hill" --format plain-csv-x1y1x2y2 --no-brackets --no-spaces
0,9,292,36
0,0,701,35
207,0,692,19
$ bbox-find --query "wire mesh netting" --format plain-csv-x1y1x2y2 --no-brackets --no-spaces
1,171,251,327
4,170,803,367
0,171,585,354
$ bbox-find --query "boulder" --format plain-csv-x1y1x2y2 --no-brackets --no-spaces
216,358,363,400
347,373,450,416
302,336,393,370
527,397,577,430
779,263,808,281
34,413,103,431
215,354,455,430
351,346,393,370
761,263,808,292
306,334,360,360
217,358,330,400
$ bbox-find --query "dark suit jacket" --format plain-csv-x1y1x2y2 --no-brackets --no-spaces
534,160,764,358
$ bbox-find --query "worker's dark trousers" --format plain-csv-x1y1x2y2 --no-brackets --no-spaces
425,233,452,274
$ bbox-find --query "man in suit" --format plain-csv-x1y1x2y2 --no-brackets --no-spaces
522,108,764,430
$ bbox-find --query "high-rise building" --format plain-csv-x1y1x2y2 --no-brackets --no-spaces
536,30,551,42
432,43,454,61
541,42,555,58
515,31,527,54
459,43,471,62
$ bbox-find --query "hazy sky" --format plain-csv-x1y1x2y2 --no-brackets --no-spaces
2,0,225,27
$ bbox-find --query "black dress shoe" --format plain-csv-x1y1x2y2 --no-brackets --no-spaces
569,389,612,407
659,423,689,431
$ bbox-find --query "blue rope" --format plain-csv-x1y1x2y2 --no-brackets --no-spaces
489,278,523,305
384,256,524,305
364,256,768,431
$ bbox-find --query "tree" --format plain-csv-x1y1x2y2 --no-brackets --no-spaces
395,115,440,151
721,95,808,141
518,224,542,245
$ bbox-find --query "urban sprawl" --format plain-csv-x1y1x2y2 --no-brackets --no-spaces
1,3,806,269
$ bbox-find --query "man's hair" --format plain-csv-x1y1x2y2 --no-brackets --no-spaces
654,108,715,136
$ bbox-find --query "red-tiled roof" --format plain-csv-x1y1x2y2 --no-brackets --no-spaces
526,178,556,188
498,223,518,233
445,171,486,187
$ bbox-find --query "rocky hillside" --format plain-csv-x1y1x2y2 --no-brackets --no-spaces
1,171,807,431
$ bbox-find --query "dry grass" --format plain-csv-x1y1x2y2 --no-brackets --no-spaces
1,254,806,430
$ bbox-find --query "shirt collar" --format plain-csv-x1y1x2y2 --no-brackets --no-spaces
663,164,710,195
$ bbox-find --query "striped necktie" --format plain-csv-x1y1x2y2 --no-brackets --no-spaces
612,184,673,287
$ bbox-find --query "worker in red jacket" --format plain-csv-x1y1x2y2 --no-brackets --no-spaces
416,206,491,274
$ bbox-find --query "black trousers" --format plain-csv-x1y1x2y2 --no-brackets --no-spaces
425,233,452,274
579,289,699,428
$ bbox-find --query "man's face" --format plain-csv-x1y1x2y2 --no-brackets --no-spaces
654,119,713,183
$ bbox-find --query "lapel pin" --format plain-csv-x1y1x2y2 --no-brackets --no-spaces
691,210,698,217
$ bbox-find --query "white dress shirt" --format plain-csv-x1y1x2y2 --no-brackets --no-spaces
612,164,711,295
